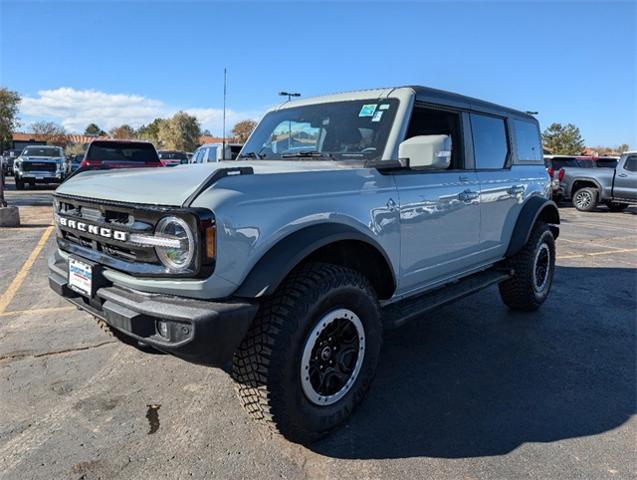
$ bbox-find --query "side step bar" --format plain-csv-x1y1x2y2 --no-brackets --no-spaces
382,269,512,330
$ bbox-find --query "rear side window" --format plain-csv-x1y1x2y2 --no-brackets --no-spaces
624,155,637,172
471,113,509,169
513,119,542,162
86,142,159,162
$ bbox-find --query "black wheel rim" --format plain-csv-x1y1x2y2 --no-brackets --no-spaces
533,243,550,292
300,309,365,406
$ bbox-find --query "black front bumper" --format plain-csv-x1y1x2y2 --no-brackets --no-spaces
48,251,258,367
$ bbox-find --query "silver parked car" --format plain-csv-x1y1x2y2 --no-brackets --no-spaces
49,85,558,442
190,142,242,163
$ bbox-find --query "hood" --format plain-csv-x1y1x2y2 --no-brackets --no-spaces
55,160,356,206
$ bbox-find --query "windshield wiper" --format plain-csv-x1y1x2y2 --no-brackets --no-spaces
281,150,334,160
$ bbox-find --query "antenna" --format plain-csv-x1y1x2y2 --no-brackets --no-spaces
222,67,227,159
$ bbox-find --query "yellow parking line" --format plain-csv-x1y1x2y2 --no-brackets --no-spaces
0,305,75,318
0,226,54,314
557,248,637,260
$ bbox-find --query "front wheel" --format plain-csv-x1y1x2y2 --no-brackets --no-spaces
499,222,555,311
572,187,598,212
232,263,382,443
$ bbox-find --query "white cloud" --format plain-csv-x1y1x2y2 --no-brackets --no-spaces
19,87,261,136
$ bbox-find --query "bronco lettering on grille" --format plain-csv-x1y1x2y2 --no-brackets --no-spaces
58,216,128,241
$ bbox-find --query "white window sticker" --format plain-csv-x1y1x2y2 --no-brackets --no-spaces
379,104,390,110
372,111,383,122
359,104,377,117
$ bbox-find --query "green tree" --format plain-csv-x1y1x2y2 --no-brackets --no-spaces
0,87,21,152
84,123,106,136
232,119,257,143
32,121,67,147
542,123,584,155
109,124,136,139
158,111,201,151
136,118,166,143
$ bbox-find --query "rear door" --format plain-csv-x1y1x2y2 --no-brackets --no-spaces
613,154,637,201
472,113,525,260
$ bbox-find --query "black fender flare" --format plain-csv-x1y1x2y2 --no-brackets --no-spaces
505,197,560,257
233,223,396,298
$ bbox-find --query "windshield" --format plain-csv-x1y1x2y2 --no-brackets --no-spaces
86,141,159,162
240,99,399,161
158,151,188,160
22,146,62,157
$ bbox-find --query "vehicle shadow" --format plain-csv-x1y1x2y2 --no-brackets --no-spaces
311,266,636,459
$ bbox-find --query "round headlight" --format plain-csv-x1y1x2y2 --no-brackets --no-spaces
155,216,195,271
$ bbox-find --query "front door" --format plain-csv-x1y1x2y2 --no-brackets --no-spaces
394,170,481,294
613,154,637,201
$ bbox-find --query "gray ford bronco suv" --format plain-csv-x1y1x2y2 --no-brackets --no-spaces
49,86,559,442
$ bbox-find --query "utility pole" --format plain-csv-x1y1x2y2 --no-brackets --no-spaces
222,68,227,160
278,91,300,150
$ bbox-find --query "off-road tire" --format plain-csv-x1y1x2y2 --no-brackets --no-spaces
499,222,555,311
606,202,629,212
15,179,24,190
232,262,382,443
572,187,598,212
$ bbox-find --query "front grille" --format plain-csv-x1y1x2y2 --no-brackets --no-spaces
23,161,56,172
55,195,162,267
53,194,213,278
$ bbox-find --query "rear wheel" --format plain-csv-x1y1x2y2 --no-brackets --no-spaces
232,262,382,443
572,187,598,212
606,202,629,212
499,222,555,311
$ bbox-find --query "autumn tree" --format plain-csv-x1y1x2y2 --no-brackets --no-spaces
232,119,257,143
617,144,630,154
542,123,584,155
32,121,67,147
0,87,21,152
157,111,201,151
109,124,136,139
65,142,86,157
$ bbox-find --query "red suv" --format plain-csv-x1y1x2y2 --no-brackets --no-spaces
80,140,163,169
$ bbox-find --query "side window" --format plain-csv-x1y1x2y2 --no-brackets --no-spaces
471,113,509,169
192,148,202,163
513,119,542,162
205,146,218,162
404,106,464,169
624,155,637,172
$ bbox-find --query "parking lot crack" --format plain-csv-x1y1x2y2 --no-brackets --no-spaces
0,340,117,363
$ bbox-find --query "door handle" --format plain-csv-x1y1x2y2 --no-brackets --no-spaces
508,184,525,194
458,175,470,183
618,173,628,178
458,189,479,202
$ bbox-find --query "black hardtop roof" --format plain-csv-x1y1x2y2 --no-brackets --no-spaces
406,85,536,120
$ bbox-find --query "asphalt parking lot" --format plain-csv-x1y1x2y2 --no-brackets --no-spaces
0,176,635,480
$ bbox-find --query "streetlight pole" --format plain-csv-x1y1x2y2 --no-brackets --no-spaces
278,91,300,151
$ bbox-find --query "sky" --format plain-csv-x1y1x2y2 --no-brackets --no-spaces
1,0,635,147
